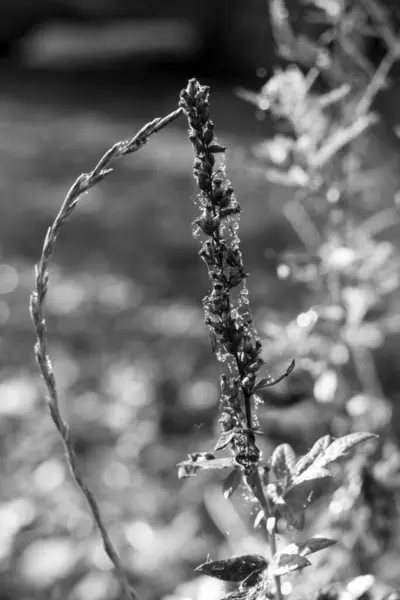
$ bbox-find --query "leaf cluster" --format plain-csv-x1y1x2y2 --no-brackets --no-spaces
263,433,376,530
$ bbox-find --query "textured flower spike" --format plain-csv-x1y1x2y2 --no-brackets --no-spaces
179,78,292,473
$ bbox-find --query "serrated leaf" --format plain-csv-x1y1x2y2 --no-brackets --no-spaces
271,443,296,480
292,466,332,486
270,553,311,576
294,435,332,476
223,469,241,499
313,433,377,469
278,498,306,530
195,555,268,582
298,537,337,556
215,430,237,451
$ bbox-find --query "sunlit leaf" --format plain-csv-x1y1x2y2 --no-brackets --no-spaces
269,538,335,578
270,552,311,576
271,443,296,481
195,555,268,582
297,537,337,556
294,435,332,476
177,454,235,479
313,433,377,468
292,466,332,486
202,458,237,470
215,430,236,451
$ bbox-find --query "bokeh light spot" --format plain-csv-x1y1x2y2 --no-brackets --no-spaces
0,264,19,294
34,459,65,493
0,300,10,324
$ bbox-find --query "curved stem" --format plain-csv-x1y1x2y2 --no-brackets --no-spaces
30,107,183,600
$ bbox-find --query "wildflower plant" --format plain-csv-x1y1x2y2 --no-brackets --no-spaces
177,79,376,600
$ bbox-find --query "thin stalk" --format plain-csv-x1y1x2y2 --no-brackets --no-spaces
243,400,283,600
30,107,183,600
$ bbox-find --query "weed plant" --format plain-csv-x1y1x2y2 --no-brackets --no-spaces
30,2,400,598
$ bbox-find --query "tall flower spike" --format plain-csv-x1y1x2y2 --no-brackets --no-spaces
180,79,294,472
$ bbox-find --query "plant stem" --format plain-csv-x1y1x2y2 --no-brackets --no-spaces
233,331,282,598
245,456,283,600
30,106,183,600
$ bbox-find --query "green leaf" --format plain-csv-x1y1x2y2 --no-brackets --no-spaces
177,454,235,478
313,433,377,469
270,553,311,576
297,537,337,556
292,466,332,486
223,469,241,499
269,538,335,577
215,430,237,451
195,555,268,582
271,443,296,480
284,470,332,508
278,498,306,530
294,435,332,476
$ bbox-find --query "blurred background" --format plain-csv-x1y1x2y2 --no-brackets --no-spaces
2,1,400,600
